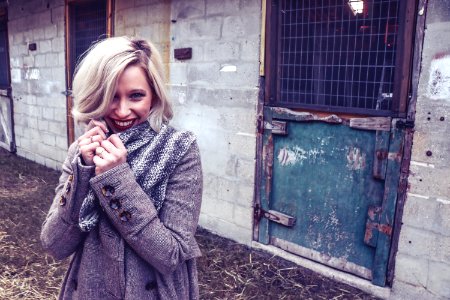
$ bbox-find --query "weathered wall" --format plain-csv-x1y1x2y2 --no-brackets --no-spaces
168,0,261,244
8,0,67,170
391,1,450,299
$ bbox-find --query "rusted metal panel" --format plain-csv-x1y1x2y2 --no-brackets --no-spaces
373,131,390,180
372,124,404,286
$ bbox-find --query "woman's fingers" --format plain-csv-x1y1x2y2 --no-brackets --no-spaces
108,134,126,150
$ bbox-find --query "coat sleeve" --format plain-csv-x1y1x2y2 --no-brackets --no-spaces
40,142,95,260
89,140,203,275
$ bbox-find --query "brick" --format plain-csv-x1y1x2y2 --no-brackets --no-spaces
51,6,65,23
218,62,259,88
47,120,66,136
38,119,49,131
53,107,67,122
28,117,38,129
27,105,41,118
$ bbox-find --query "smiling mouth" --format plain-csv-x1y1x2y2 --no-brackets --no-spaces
111,119,136,131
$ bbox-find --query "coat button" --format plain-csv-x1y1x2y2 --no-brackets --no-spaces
101,185,115,197
59,196,66,206
145,281,157,291
109,198,121,210
119,211,131,222
68,175,74,182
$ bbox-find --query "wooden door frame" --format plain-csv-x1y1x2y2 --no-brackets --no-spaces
64,0,114,146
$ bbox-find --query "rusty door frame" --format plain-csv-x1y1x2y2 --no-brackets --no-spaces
64,0,114,146
254,0,425,286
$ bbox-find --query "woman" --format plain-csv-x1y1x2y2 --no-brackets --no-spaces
40,36,203,299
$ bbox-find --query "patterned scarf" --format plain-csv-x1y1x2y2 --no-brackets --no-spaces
78,121,195,232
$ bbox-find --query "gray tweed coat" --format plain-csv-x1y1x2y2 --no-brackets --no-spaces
40,138,203,300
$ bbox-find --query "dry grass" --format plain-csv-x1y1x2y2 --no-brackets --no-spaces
0,148,379,299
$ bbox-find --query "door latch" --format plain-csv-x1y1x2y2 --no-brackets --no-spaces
254,205,296,227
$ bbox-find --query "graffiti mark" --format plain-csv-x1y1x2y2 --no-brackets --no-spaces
346,147,366,170
277,146,325,166
427,52,450,100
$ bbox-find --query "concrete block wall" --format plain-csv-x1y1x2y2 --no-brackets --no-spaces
8,0,67,170
114,0,261,245
391,2,450,299
168,0,261,245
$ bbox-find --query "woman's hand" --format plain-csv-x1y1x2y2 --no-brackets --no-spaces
93,135,127,175
77,120,109,166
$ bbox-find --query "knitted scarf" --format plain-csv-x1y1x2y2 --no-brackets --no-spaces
78,121,196,232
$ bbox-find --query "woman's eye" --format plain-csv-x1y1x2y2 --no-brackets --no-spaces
130,92,145,99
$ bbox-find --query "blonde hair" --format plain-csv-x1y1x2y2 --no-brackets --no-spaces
71,36,173,132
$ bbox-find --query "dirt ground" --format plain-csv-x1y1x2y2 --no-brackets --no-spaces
0,148,380,299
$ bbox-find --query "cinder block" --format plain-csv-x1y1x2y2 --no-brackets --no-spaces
235,157,255,184
171,41,204,62
206,0,239,16
217,107,256,133
239,0,261,10
394,254,428,287
16,147,36,162
32,28,45,40
47,120,66,136
146,3,171,23
204,41,240,62
28,117,38,129
187,62,220,84
55,136,68,151
222,15,260,38
27,105,42,118
12,32,24,45
51,5,65,23
39,40,52,53
198,212,253,245
115,0,136,11
38,119,49,131
51,37,64,53
226,131,256,160
41,132,56,146
184,86,258,108
45,24,57,39
122,7,148,27
169,62,188,85
42,107,55,121
188,17,222,40
53,107,67,122
408,165,450,210
34,54,46,68
391,280,436,300
397,225,436,258
45,53,59,67
44,157,60,170
233,205,253,230
172,0,206,20
240,38,260,61
200,192,234,221
428,262,450,298
402,195,437,232
216,176,254,207
217,62,259,88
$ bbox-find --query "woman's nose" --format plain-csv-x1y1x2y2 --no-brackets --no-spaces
115,100,130,117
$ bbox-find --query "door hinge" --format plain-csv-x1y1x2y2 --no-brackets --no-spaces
257,115,264,134
254,205,296,227
61,90,73,97
395,120,415,129
364,206,392,248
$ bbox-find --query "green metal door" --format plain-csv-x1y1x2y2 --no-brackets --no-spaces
256,107,405,286
257,0,416,287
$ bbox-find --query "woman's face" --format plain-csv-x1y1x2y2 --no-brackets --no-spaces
104,64,153,133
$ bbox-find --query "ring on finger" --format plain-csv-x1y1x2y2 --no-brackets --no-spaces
96,147,105,157
90,136,94,143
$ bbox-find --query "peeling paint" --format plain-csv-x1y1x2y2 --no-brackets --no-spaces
277,146,325,166
427,52,450,100
410,160,436,168
25,68,40,80
346,147,366,170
